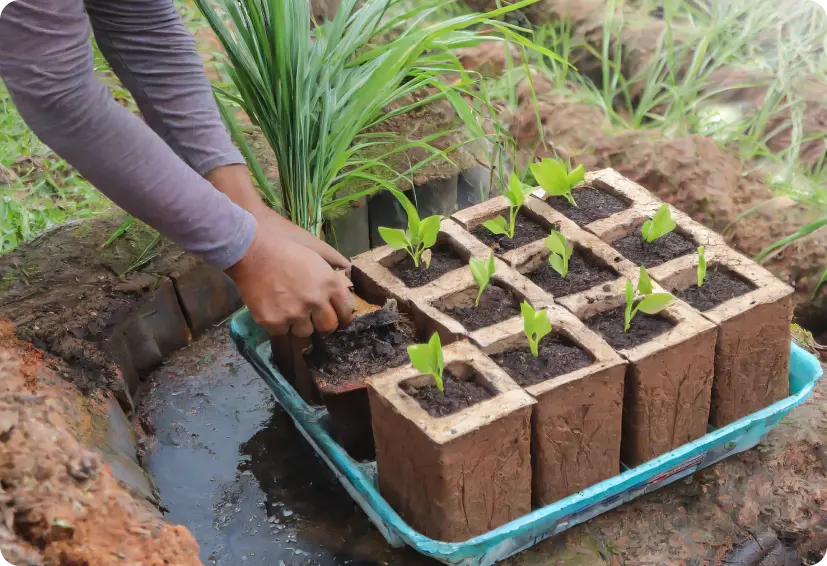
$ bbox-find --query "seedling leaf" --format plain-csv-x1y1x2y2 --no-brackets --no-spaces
520,301,552,357
545,230,573,278
566,164,585,187
697,246,706,287
642,204,677,243
549,254,566,276
470,252,496,306
378,227,409,250
418,215,442,249
624,280,635,332
531,158,578,207
635,293,674,314
407,332,445,392
483,216,509,235
638,265,654,295
545,231,567,255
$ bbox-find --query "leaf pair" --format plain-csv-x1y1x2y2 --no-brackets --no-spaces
470,252,496,306
641,204,677,244
483,173,532,239
521,302,552,357
545,230,573,278
531,158,584,207
379,189,441,268
624,266,674,332
407,333,445,392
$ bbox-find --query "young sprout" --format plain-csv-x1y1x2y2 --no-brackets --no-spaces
545,230,573,278
379,189,441,268
697,246,706,287
624,266,674,332
530,157,584,207
469,252,496,307
482,173,531,239
520,301,552,357
641,203,677,244
407,333,445,392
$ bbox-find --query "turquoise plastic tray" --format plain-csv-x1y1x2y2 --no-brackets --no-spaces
229,309,823,566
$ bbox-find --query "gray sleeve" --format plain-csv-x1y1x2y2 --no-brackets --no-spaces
0,0,256,270
84,0,245,175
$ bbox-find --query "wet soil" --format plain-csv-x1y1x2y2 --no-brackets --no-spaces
587,306,675,350
436,284,521,331
547,186,630,226
472,212,551,252
675,269,756,312
305,305,416,387
526,250,618,298
389,242,465,288
141,329,433,566
403,371,494,417
490,334,593,387
611,231,696,268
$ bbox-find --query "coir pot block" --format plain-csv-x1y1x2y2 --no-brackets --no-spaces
367,341,535,542
650,246,794,427
472,304,627,506
558,273,717,467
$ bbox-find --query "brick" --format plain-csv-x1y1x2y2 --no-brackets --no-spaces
171,263,242,337
650,246,794,427
367,341,535,542
472,304,626,506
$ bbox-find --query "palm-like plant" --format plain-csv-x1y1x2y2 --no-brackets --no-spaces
195,0,558,235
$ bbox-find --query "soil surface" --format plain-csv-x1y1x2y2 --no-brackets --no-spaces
472,212,551,252
612,231,696,267
526,250,618,298
675,269,757,312
547,186,630,226
403,371,494,417
491,334,593,386
389,242,465,288
306,304,416,387
436,283,521,331
587,306,675,350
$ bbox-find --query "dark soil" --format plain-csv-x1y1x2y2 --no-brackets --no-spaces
389,242,465,288
611,231,696,268
490,334,593,387
675,269,756,312
547,186,630,226
403,371,494,417
471,212,552,252
526,250,618,298
436,284,521,331
587,306,675,350
306,304,416,387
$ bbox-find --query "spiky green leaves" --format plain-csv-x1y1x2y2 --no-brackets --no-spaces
407,333,445,392
530,158,583,207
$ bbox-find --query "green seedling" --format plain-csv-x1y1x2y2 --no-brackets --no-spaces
520,301,552,357
624,266,674,332
482,173,532,239
407,333,445,392
545,230,573,278
641,204,677,244
697,246,706,287
378,189,441,268
469,252,496,307
530,158,584,207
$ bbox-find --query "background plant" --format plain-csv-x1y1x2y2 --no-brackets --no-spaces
407,332,445,391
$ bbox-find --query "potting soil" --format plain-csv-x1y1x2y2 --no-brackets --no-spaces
389,242,465,287
675,269,756,311
403,371,494,417
546,186,629,226
490,334,593,386
611,231,696,267
526,250,618,298
436,284,521,331
587,306,675,350
471,212,551,252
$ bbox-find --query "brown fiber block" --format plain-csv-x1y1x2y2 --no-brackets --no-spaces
367,342,535,542
472,304,626,506
558,273,717,467
650,246,794,427
351,219,487,308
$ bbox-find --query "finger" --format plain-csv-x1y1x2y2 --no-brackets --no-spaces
290,316,315,338
316,243,351,270
330,288,356,327
311,303,339,334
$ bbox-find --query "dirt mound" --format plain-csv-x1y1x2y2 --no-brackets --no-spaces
0,325,202,566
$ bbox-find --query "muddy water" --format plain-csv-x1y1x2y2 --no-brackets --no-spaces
141,329,434,566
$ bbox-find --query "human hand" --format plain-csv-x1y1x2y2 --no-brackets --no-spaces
206,164,350,269
226,213,355,337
